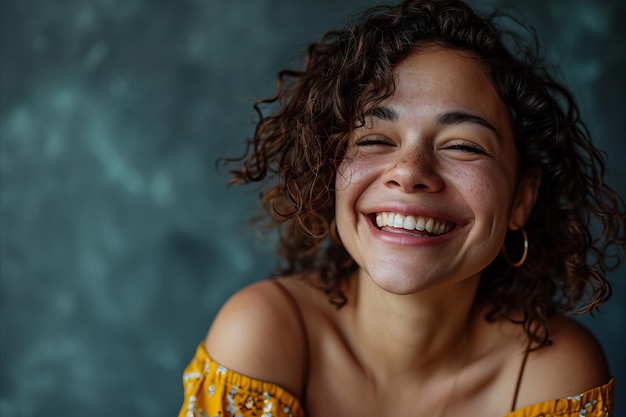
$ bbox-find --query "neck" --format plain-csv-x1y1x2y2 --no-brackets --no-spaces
347,269,481,384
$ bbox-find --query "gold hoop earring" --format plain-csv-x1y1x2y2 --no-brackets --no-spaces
329,218,341,245
502,228,528,268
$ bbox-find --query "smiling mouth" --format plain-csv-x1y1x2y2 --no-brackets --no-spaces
373,212,455,236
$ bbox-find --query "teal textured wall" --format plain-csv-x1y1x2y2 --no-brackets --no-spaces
1,0,624,415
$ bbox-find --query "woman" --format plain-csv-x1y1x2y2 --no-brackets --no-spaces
179,0,624,416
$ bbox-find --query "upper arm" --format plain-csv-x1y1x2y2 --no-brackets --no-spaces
203,279,306,399
516,316,610,407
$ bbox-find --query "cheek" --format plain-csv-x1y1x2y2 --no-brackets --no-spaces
335,160,353,191
334,158,373,241
335,155,378,194
461,163,517,219
334,161,354,224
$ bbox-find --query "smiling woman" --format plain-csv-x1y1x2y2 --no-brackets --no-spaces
335,47,529,297
178,1,624,416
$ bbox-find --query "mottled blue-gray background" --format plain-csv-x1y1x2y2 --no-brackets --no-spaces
1,0,624,415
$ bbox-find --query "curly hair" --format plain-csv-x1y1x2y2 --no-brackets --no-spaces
225,0,626,346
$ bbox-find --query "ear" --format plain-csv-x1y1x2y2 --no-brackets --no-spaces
508,171,542,230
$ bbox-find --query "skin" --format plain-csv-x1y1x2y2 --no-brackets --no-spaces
205,47,610,417
336,46,529,296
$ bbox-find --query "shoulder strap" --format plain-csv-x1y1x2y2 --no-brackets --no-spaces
511,337,533,412
270,278,311,406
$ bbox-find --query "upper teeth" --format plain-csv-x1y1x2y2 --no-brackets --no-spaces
375,212,453,235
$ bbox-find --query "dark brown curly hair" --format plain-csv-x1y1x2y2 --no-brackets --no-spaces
224,0,626,346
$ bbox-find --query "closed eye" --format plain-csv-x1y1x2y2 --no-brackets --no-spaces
446,141,488,155
355,137,393,146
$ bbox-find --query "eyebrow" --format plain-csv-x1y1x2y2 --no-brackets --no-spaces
363,106,501,140
363,106,399,121
437,110,501,140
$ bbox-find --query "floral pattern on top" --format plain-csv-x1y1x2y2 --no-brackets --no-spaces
179,343,614,417
504,378,614,417
178,344,303,417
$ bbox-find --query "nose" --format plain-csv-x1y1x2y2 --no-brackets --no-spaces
384,148,444,192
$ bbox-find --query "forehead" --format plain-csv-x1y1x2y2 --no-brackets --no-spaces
387,46,511,131
394,46,493,95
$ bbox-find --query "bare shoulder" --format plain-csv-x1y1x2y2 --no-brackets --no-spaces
516,315,611,407
204,278,309,398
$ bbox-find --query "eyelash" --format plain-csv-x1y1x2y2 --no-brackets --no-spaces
354,138,489,156
355,137,391,146
447,141,487,154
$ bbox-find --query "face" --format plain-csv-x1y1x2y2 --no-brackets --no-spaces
335,47,538,295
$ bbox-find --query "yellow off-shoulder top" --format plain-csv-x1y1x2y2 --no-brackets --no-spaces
178,344,614,417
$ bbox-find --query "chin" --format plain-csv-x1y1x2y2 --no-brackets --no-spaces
365,268,442,295
363,263,481,297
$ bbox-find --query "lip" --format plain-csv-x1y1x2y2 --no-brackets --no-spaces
365,203,465,225
365,215,464,247
361,204,466,246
